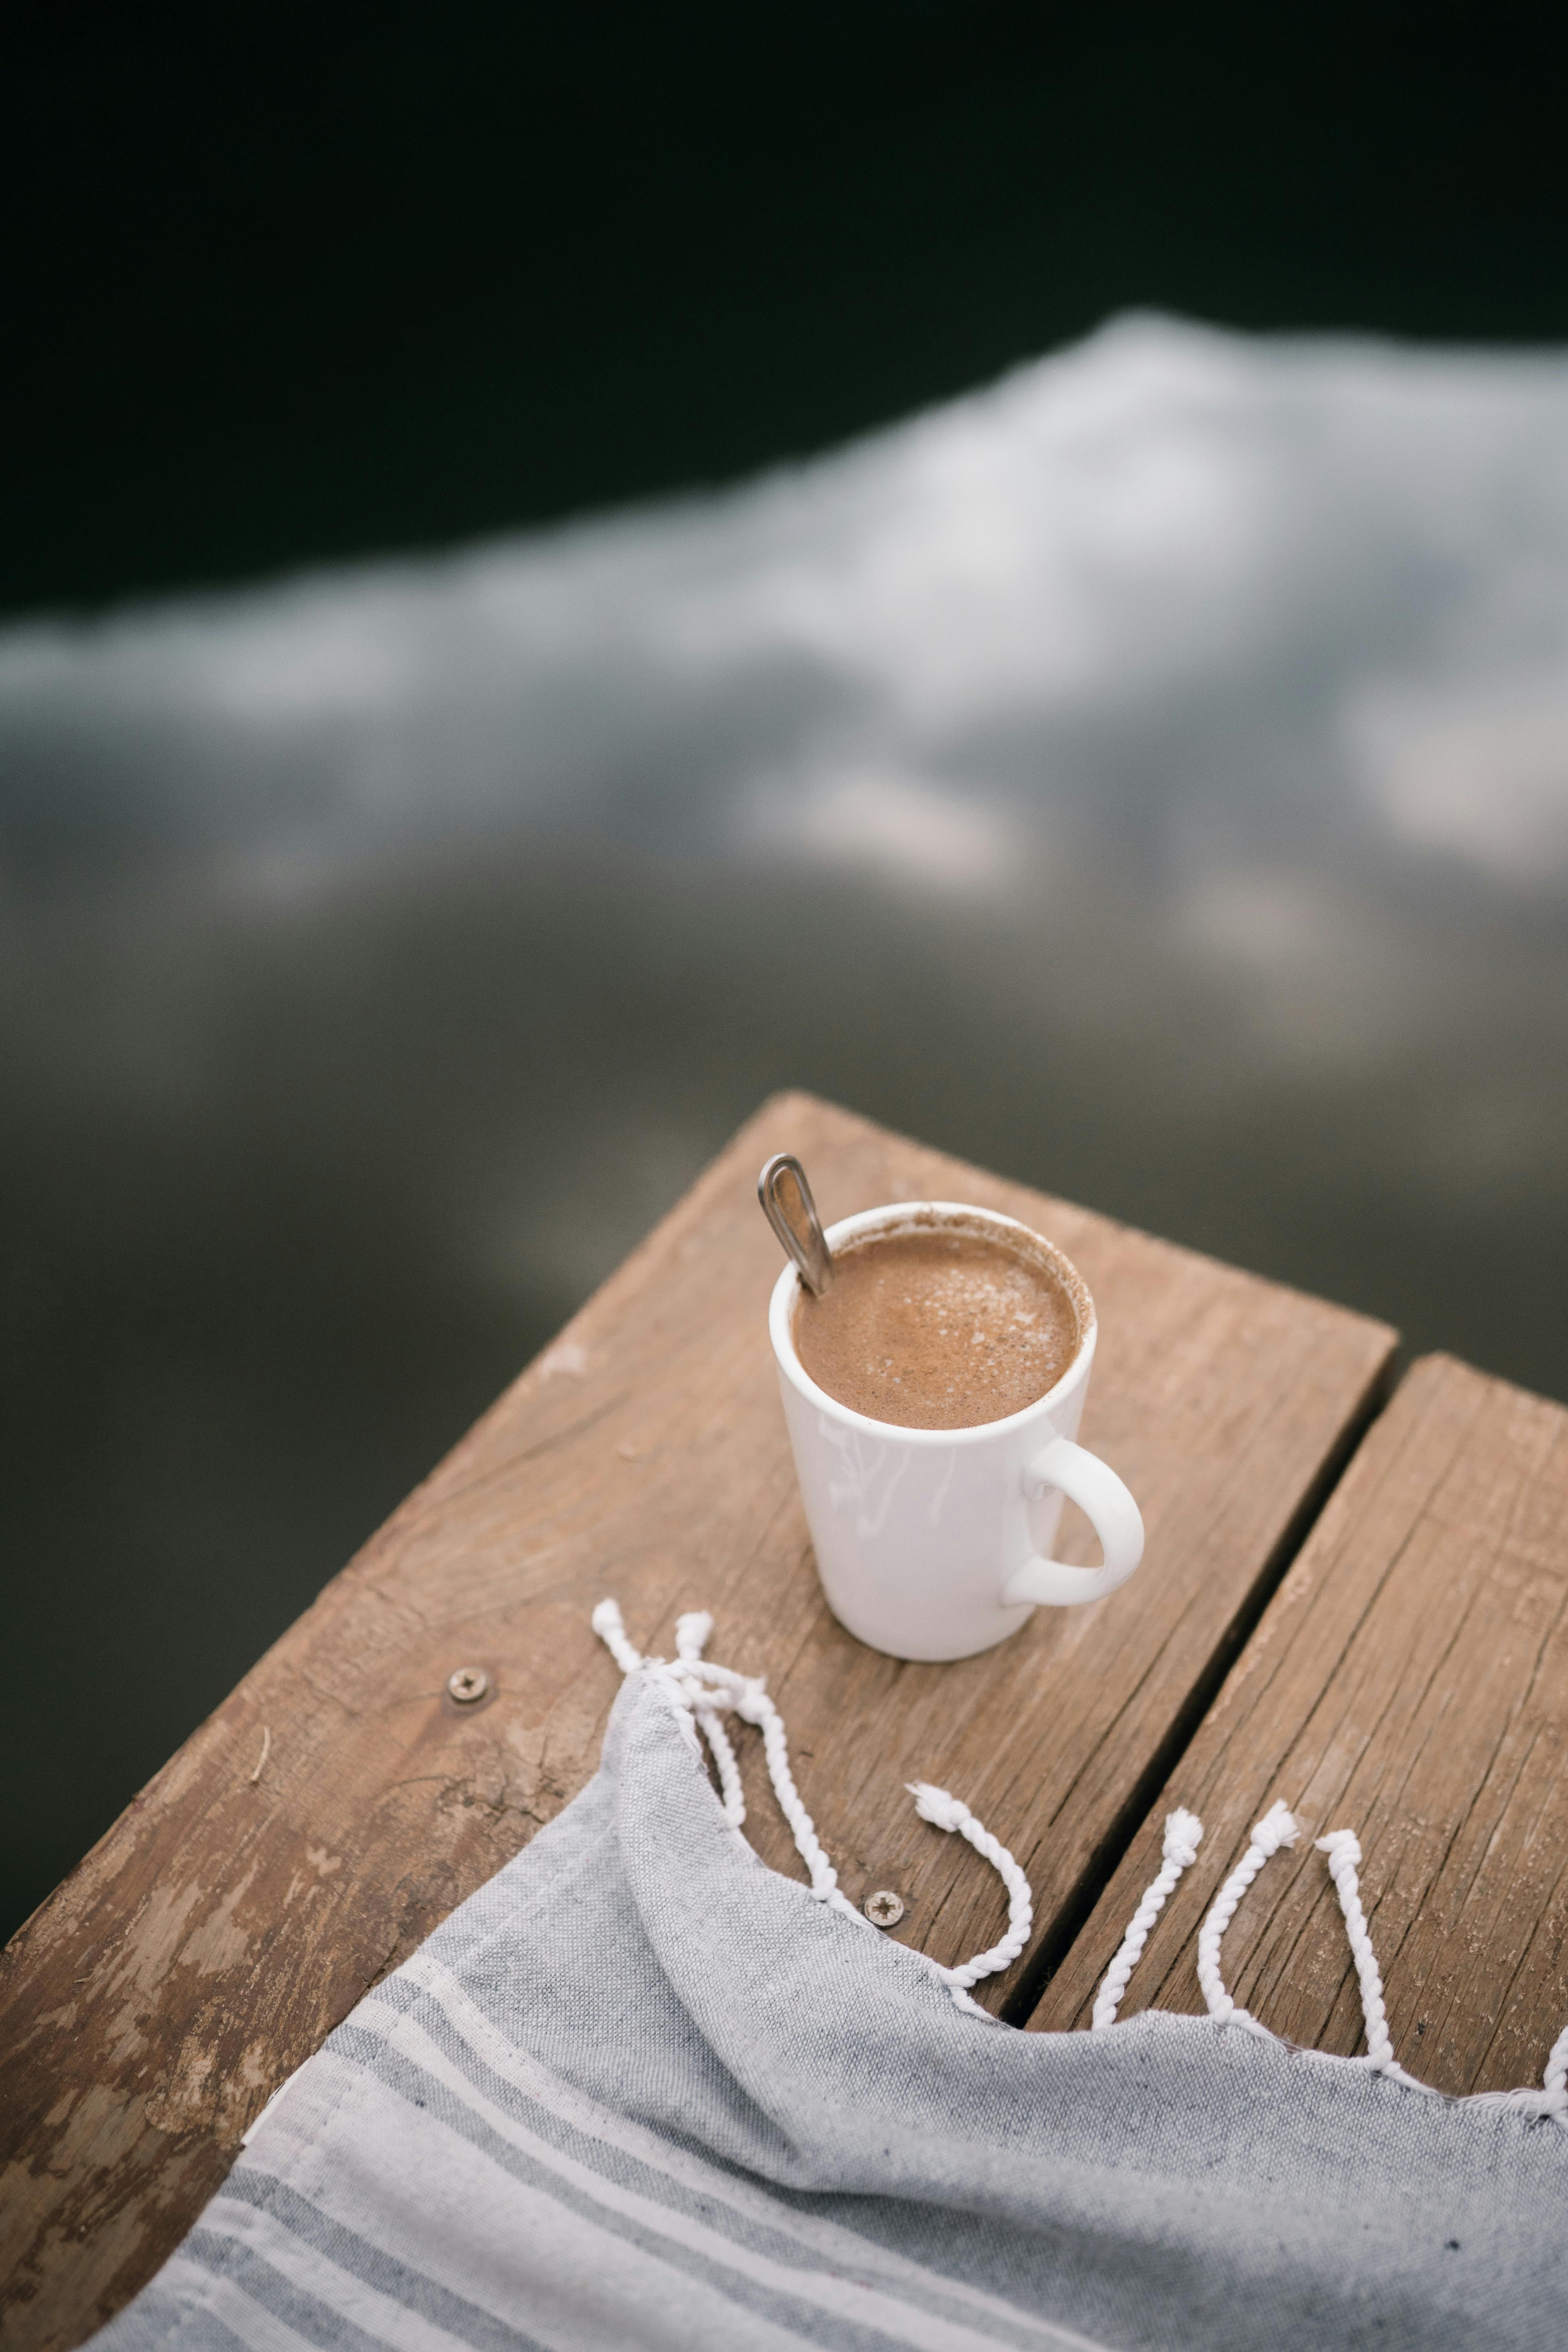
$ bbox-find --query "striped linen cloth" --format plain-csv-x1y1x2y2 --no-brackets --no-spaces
95,1632,1568,2352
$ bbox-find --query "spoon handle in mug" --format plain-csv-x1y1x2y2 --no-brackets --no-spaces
758,1153,835,1297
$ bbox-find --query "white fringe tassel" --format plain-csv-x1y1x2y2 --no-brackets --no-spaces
593,1601,1037,1996
1197,1801,1299,2026
1092,1809,1204,2030
675,1611,746,1827
1315,1829,1396,2070
592,1605,1568,2105
907,1782,1034,2001
592,1598,861,1923
591,1597,645,1678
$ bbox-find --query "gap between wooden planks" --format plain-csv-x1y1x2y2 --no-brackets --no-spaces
0,1092,1393,2352
1031,1353,1568,2096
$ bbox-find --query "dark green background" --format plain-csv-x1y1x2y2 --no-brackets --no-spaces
10,1,1567,615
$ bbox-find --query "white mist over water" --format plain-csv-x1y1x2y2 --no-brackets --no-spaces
5,312,1568,1940
7,314,1568,893
6,316,1568,1245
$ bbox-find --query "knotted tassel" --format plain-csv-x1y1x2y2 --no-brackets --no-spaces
907,1782,1033,1999
1093,1809,1204,2030
1315,1829,1395,2069
1197,1801,1299,2025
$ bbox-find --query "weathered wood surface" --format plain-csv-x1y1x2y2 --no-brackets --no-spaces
1031,1354,1568,2096
0,1092,1394,2351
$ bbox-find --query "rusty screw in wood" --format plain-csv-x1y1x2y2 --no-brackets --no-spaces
447,1667,490,1706
864,1890,905,1928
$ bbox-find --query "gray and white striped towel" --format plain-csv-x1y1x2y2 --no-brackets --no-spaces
94,1619,1568,2352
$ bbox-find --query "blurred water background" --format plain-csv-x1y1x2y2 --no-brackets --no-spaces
5,6,1568,1938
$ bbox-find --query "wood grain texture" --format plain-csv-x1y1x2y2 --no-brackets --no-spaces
0,1092,1393,2351
1030,1354,1568,2098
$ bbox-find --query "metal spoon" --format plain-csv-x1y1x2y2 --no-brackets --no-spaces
757,1153,835,1296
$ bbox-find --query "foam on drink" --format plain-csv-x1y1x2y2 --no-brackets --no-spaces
792,1216,1080,1429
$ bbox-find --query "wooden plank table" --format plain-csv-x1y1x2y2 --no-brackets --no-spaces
0,1092,1409,2349
1034,1353,1568,2095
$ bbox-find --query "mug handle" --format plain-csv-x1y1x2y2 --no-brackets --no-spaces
1001,1437,1145,1608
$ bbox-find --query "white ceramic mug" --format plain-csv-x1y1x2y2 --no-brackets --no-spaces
769,1200,1144,1661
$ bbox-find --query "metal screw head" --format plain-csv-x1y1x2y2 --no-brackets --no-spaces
447,1666,491,1706
864,1889,905,1928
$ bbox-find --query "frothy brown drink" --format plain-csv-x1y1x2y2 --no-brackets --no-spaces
792,1220,1080,1430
